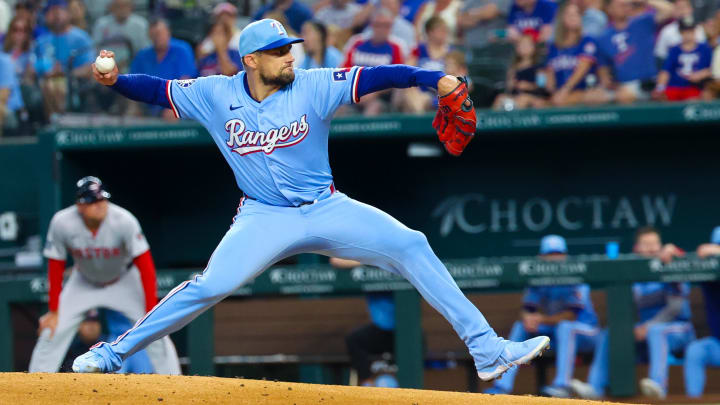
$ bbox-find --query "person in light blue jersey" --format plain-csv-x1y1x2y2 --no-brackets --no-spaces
684,226,720,398
572,226,693,400
72,18,551,382
485,235,600,398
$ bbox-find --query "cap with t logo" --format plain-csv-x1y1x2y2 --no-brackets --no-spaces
237,19,304,57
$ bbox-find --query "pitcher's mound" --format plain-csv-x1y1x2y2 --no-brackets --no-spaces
0,372,626,404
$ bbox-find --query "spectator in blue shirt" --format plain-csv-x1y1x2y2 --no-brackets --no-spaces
654,17,712,102
507,0,557,43
130,18,196,119
253,0,314,33
34,0,94,117
544,2,604,106
299,21,342,69
0,51,23,136
596,0,674,104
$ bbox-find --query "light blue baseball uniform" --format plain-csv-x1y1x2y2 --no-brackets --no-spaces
88,50,509,373
586,282,694,394
493,284,599,392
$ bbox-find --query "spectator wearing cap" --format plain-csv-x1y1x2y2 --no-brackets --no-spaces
655,0,706,61
197,3,242,61
654,17,712,101
595,0,674,104
91,0,151,65
458,0,512,49
684,226,720,398
544,1,605,106
414,0,463,43
196,4,243,77
506,0,557,43
341,9,404,116
34,0,95,117
130,18,196,119
252,0,314,34
484,235,599,398
299,21,342,69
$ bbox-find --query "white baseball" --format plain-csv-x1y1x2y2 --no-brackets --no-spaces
95,55,116,74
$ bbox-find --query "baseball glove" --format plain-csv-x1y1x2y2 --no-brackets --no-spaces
432,77,476,156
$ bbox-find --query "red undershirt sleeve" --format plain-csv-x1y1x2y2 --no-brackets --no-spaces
133,250,158,313
47,259,65,312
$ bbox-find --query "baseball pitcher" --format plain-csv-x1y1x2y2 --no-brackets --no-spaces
73,19,550,381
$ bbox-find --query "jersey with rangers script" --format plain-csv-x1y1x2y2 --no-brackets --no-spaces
43,203,150,284
166,68,363,207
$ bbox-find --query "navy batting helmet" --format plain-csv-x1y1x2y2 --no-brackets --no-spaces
76,176,111,203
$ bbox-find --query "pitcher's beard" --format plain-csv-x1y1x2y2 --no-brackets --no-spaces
260,69,295,87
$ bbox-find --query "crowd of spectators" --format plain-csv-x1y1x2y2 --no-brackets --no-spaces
2,0,720,136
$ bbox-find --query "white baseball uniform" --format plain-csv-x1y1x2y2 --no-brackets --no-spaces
28,203,180,374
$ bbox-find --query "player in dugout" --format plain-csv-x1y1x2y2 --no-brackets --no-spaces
684,226,720,397
572,226,693,399
485,235,600,398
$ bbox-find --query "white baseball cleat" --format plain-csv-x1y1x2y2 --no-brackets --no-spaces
570,379,602,400
72,351,106,373
640,378,667,399
477,336,550,381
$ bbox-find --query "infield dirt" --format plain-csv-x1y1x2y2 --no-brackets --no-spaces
0,372,634,405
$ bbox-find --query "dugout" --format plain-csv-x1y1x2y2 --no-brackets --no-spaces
2,101,720,397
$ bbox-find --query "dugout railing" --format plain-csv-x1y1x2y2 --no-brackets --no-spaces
0,255,718,397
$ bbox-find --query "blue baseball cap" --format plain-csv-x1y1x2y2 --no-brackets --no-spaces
711,226,720,244
237,19,304,57
43,0,67,14
539,235,568,255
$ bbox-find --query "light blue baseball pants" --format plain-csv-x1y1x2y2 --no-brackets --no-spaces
588,321,695,394
493,320,598,392
104,191,506,372
684,336,720,397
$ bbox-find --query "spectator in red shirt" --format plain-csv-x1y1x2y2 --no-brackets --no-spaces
341,9,404,115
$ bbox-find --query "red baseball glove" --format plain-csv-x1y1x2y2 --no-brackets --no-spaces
432,77,476,156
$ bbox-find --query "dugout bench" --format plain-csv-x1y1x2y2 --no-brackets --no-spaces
1,256,719,397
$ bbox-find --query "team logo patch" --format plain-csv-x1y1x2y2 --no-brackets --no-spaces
177,79,196,87
333,68,351,81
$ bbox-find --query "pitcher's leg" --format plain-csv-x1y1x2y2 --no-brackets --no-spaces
107,270,181,374
79,205,306,371
308,195,513,373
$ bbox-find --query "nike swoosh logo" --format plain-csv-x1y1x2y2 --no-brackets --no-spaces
230,105,243,111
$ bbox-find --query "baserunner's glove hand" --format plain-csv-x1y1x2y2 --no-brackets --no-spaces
432,77,476,156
